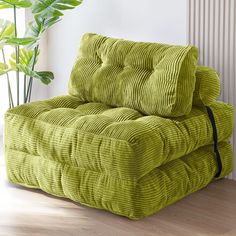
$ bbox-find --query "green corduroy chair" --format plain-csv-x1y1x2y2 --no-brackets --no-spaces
5,33,233,219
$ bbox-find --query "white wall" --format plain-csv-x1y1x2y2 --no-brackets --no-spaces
47,0,187,97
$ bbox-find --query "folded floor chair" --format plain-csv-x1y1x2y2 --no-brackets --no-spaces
5,33,234,220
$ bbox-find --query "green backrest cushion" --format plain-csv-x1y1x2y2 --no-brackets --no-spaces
69,33,199,116
193,66,220,106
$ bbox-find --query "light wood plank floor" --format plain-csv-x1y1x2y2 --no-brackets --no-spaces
1,156,236,235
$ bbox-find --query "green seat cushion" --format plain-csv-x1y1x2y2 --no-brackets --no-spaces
193,66,220,106
5,96,233,181
69,33,198,117
5,142,232,219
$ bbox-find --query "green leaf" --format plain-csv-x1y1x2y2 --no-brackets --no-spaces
32,0,82,18
5,37,38,46
0,19,14,47
0,62,11,76
26,16,60,38
17,64,54,85
0,1,12,9
9,48,40,70
0,0,32,8
36,71,54,84
0,62,8,70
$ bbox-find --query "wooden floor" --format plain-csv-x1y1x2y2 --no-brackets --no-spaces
1,157,236,235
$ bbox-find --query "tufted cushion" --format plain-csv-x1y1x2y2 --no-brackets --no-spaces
193,66,220,106
5,96,233,180
69,33,199,117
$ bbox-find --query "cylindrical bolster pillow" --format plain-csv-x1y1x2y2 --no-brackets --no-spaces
193,66,220,106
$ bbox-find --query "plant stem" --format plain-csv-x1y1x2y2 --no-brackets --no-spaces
2,49,14,108
23,74,27,103
25,45,39,103
13,5,20,106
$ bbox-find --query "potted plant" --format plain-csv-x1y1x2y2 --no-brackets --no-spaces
0,0,82,108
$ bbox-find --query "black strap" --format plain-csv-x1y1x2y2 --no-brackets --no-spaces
206,106,222,178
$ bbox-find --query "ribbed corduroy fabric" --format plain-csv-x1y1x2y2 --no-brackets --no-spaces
69,33,199,117
194,66,220,106
5,96,233,180
5,141,232,219
4,34,234,220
